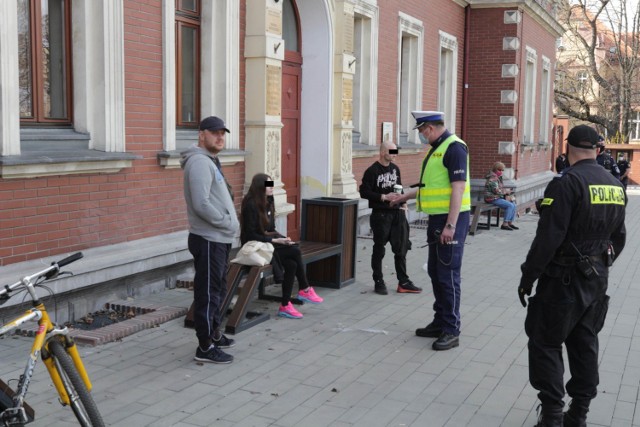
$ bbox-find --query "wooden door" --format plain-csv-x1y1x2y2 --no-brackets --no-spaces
281,60,301,240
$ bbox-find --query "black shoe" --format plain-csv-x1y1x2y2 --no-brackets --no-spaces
563,399,589,427
397,281,422,293
500,224,513,231
432,333,459,351
535,405,564,427
416,322,442,338
374,281,388,295
194,345,233,364
212,334,235,349
509,224,519,230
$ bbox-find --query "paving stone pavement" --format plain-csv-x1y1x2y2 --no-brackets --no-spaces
2,194,640,426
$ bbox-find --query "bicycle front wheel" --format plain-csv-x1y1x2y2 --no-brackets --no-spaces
48,341,105,427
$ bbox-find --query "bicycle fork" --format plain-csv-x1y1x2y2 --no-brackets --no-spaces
42,334,93,406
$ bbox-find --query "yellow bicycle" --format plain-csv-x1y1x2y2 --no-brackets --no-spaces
0,252,104,426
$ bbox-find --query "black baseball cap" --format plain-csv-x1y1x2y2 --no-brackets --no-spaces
199,116,230,133
566,125,598,149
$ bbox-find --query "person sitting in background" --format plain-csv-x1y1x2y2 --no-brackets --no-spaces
240,173,323,319
484,162,518,231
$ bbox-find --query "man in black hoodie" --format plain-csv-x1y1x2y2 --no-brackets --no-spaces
359,141,421,295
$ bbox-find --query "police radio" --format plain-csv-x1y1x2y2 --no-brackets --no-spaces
571,242,599,278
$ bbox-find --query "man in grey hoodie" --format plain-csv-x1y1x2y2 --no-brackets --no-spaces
181,116,239,364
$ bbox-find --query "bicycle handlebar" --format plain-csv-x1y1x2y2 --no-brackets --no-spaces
56,252,84,268
0,252,83,298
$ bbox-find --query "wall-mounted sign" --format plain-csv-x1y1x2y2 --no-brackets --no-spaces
382,122,393,143
266,7,282,36
342,78,353,122
343,10,354,54
266,65,281,116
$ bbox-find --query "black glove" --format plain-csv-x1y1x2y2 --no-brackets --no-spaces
518,276,534,307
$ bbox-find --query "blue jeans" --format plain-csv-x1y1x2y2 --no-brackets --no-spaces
490,198,516,222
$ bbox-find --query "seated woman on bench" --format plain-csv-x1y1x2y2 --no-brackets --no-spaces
484,162,519,231
240,173,323,319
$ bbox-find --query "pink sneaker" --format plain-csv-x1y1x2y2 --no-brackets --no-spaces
298,287,323,304
278,302,303,319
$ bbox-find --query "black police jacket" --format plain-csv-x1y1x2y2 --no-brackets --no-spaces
522,159,626,282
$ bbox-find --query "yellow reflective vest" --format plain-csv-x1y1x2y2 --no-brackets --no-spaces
417,135,471,215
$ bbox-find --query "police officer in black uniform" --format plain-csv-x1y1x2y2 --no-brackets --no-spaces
617,154,631,189
596,138,621,179
518,125,626,427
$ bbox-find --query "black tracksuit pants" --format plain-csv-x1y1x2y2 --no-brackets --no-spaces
370,209,409,285
188,233,230,348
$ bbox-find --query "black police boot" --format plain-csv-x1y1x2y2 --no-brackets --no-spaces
416,322,442,338
563,399,589,427
432,332,459,351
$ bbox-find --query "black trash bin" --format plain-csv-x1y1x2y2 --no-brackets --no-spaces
301,197,358,288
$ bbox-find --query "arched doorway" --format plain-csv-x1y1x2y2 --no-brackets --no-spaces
282,0,302,240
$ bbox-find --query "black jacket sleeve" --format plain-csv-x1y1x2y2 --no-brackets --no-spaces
359,166,383,203
521,176,574,281
240,201,272,244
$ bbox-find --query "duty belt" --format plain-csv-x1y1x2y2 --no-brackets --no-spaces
552,255,605,266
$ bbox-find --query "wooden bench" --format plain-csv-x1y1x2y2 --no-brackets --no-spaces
469,202,501,235
184,240,343,335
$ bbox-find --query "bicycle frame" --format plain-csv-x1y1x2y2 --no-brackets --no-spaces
0,252,100,426
0,303,93,411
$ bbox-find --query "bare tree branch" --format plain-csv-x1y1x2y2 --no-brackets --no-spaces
555,0,640,142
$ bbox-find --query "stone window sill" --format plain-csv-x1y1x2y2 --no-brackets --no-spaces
0,130,140,179
157,149,247,169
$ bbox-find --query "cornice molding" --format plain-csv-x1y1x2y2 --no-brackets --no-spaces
465,0,564,37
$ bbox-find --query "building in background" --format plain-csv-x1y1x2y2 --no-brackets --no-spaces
554,3,640,183
0,0,563,314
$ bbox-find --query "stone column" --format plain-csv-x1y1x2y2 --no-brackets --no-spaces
0,0,20,156
244,0,293,215
331,0,359,199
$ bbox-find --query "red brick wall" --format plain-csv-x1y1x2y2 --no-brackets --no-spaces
465,8,557,179
353,1,463,187
0,2,246,265
515,11,557,178
465,8,519,178
1,1,560,266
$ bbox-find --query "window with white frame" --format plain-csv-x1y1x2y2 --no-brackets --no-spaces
175,0,201,128
162,0,239,155
522,47,537,145
438,31,458,133
18,0,73,126
576,70,588,93
1,1,130,178
352,1,378,146
397,13,423,145
630,111,640,141
539,56,551,144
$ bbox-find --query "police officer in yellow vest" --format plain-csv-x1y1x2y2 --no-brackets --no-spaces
388,111,471,351
518,125,626,426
